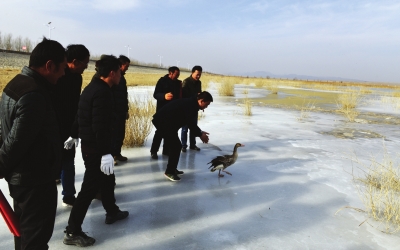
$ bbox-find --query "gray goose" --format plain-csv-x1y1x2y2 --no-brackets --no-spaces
207,143,245,177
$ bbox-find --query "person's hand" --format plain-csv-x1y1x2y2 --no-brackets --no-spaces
64,137,79,149
165,92,173,100
100,154,114,175
200,131,209,144
126,112,129,120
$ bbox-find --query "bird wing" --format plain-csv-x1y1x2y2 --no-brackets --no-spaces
207,155,231,169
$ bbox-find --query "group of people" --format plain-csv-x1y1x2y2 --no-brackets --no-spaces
0,38,213,249
150,65,212,181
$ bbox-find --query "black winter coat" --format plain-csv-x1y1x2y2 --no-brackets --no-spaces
54,67,82,160
152,97,202,136
0,66,61,186
78,77,114,155
153,74,182,111
112,72,129,116
182,76,201,98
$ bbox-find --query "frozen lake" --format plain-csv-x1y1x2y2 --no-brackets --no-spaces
1,84,400,249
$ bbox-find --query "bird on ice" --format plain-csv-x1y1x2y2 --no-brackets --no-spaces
207,143,244,177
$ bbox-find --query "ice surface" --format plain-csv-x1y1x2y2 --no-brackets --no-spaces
1,85,400,249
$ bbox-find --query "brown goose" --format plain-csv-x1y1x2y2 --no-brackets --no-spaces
207,143,245,177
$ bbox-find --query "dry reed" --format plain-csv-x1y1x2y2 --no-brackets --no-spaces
351,149,400,233
243,96,252,116
123,94,156,147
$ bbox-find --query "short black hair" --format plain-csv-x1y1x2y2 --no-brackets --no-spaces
96,55,121,78
119,55,130,64
66,44,90,63
168,66,180,73
197,91,213,102
29,37,66,68
192,65,202,73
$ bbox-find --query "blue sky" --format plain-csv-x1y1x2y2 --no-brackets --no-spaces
1,0,399,82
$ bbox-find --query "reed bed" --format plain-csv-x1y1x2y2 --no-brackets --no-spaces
123,94,156,147
217,78,235,96
243,96,252,116
336,91,362,122
351,150,400,233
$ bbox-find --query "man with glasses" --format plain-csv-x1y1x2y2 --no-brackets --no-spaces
54,44,90,207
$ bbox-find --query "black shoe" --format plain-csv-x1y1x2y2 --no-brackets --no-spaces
62,196,76,208
190,146,200,151
63,230,95,247
151,153,158,160
105,210,129,224
164,173,181,181
181,148,187,153
175,169,184,175
114,155,128,162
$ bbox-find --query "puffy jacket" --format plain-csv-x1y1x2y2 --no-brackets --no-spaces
153,74,182,111
0,66,61,186
78,77,114,155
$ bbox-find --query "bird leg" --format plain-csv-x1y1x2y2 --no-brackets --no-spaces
223,170,232,176
218,170,224,177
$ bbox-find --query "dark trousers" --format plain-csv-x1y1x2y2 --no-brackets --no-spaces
112,114,126,156
150,129,169,155
9,181,57,250
67,145,119,233
152,123,181,175
181,116,198,148
61,158,76,198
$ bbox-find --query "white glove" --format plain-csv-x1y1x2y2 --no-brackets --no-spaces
100,154,114,175
64,137,79,149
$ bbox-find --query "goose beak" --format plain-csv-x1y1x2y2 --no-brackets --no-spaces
240,144,245,147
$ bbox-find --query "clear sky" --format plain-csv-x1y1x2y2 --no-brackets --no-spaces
1,0,399,83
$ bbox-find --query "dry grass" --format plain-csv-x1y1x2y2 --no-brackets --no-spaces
351,149,400,233
243,96,252,116
0,68,20,92
336,91,362,122
217,78,235,96
123,94,156,147
297,100,315,121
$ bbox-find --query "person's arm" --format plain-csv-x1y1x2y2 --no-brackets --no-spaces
153,78,167,101
0,93,46,176
91,89,113,156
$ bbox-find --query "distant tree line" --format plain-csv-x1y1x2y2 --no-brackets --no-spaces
0,31,36,53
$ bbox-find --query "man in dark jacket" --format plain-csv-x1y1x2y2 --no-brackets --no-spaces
112,55,130,165
63,55,128,247
152,91,212,181
0,38,66,250
150,66,181,159
181,65,202,152
54,44,90,208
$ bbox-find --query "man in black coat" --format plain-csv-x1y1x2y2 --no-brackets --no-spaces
54,44,90,207
181,65,203,152
152,91,212,181
112,55,130,164
63,55,128,247
150,66,182,159
0,38,66,250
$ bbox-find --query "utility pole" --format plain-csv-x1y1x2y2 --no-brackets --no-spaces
158,55,163,67
44,22,55,39
125,45,132,58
